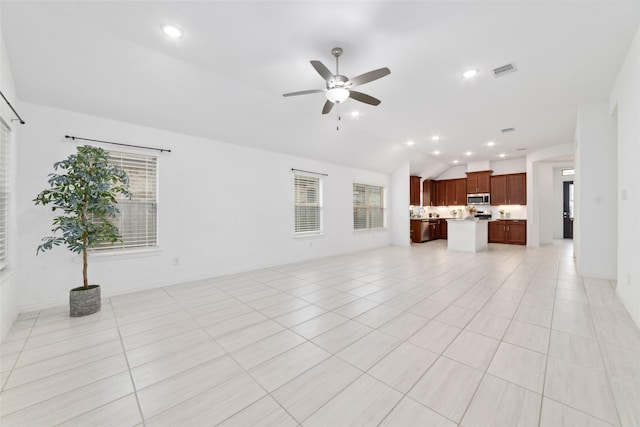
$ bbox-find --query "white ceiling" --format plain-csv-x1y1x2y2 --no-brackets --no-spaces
2,1,638,175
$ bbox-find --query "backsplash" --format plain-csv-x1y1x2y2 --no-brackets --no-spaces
422,204,527,220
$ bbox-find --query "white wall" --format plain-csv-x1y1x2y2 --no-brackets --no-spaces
390,162,410,246
574,103,617,279
0,28,20,340
610,26,640,326
15,102,392,311
490,158,526,175
435,165,467,180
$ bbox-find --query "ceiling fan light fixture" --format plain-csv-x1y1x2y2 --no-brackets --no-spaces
326,87,350,103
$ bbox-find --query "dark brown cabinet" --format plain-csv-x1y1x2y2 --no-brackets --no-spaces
410,176,421,205
410,219,422,243
488,220,526,245
435,181,447,206
455,179,467,205
422,179,435,207
438,219,448,239
490,173,526,205
466,171,492,194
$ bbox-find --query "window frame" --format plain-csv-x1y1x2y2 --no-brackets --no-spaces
294,173,323,236
90,149,159,253
0,118,10,270
353,182,385,231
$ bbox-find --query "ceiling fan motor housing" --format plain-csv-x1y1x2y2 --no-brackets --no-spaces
327,75,350,89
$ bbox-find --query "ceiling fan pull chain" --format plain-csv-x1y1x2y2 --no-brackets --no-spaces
336,113,341,131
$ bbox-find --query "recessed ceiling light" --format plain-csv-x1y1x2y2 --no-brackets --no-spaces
465,151,472,156
431,135,440,141
433,150,440,155
462,69,478,79
487,141,495,146
351,111,360,117
163,25,182,38
407,140,414,146
453,160,459,164
499,153,506,158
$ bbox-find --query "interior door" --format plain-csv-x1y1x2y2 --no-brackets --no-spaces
563,181,574,239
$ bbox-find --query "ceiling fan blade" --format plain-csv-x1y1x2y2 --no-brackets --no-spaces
348,67,391,87
310,60,334,81
322,100,335,115
283,89,324,97
349,90,381,106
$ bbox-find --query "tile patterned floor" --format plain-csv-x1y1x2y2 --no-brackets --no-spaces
2,240,640,426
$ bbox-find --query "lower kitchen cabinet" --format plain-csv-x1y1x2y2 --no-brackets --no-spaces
488,220,527,245
410,219,422,243
439,219,448,239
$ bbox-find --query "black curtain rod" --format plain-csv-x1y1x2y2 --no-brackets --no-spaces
291,168,328,177
65,135,171,153
0,90,25,125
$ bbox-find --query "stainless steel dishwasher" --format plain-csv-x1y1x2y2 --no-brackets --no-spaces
421,219,430,242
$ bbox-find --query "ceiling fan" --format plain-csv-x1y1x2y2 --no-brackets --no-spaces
283,47,390,115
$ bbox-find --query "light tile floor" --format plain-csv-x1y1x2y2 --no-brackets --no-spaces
2,240,640,426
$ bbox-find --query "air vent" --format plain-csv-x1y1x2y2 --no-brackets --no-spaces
493,63,517,78
501,127,515,133
516,148,527,151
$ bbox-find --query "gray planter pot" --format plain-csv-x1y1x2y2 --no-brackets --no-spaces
69,285,101,317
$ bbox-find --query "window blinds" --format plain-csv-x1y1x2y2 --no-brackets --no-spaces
0,120,9,267
93,150,158,251
295,175,321,233
353,183,384,230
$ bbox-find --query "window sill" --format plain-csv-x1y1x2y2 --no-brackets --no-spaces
353,227,387,234
73,247,162,263
294,232,324,239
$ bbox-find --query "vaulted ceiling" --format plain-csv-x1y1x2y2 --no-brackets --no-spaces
2,1,638,174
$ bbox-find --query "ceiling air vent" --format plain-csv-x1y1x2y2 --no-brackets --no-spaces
493,63,516,78
501,127,515,133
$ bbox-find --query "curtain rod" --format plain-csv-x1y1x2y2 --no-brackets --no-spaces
0,90,25,125
291,168,328,177
65,135,171,153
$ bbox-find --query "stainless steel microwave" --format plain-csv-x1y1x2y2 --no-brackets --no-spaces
467,193,490,205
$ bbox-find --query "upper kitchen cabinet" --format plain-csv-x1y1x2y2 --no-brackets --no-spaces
410,176,421,205
445,179,467,205
491,173,527,205
466,171,492,193
422,179,435,206
435,180,447,206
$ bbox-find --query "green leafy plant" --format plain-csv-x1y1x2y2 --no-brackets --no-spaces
34,145,130,288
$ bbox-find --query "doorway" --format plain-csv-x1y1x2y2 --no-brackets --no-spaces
563,181,574,239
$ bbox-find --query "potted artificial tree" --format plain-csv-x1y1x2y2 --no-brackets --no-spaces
34,145,130,317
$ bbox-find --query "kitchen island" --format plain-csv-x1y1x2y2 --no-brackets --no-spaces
446,218,488,252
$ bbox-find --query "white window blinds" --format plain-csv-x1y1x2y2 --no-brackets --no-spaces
93,150,158,251
353,183,384,230
295,174,321,234
0,120,9,267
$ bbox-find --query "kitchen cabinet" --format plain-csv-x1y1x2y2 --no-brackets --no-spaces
445,180,456,206
488,220,527,245
438,218,448,239
435,181,447,206
410,176,421,205
428,221,440,240
466,171,492,194
422,179,435,206
410,219,422,243
490,173,526,205
455,179,467,205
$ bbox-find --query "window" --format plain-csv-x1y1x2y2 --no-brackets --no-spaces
94,150,158,251
294,174,321,234
0,119,9,268
353,183,384,230
562,169,575,176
